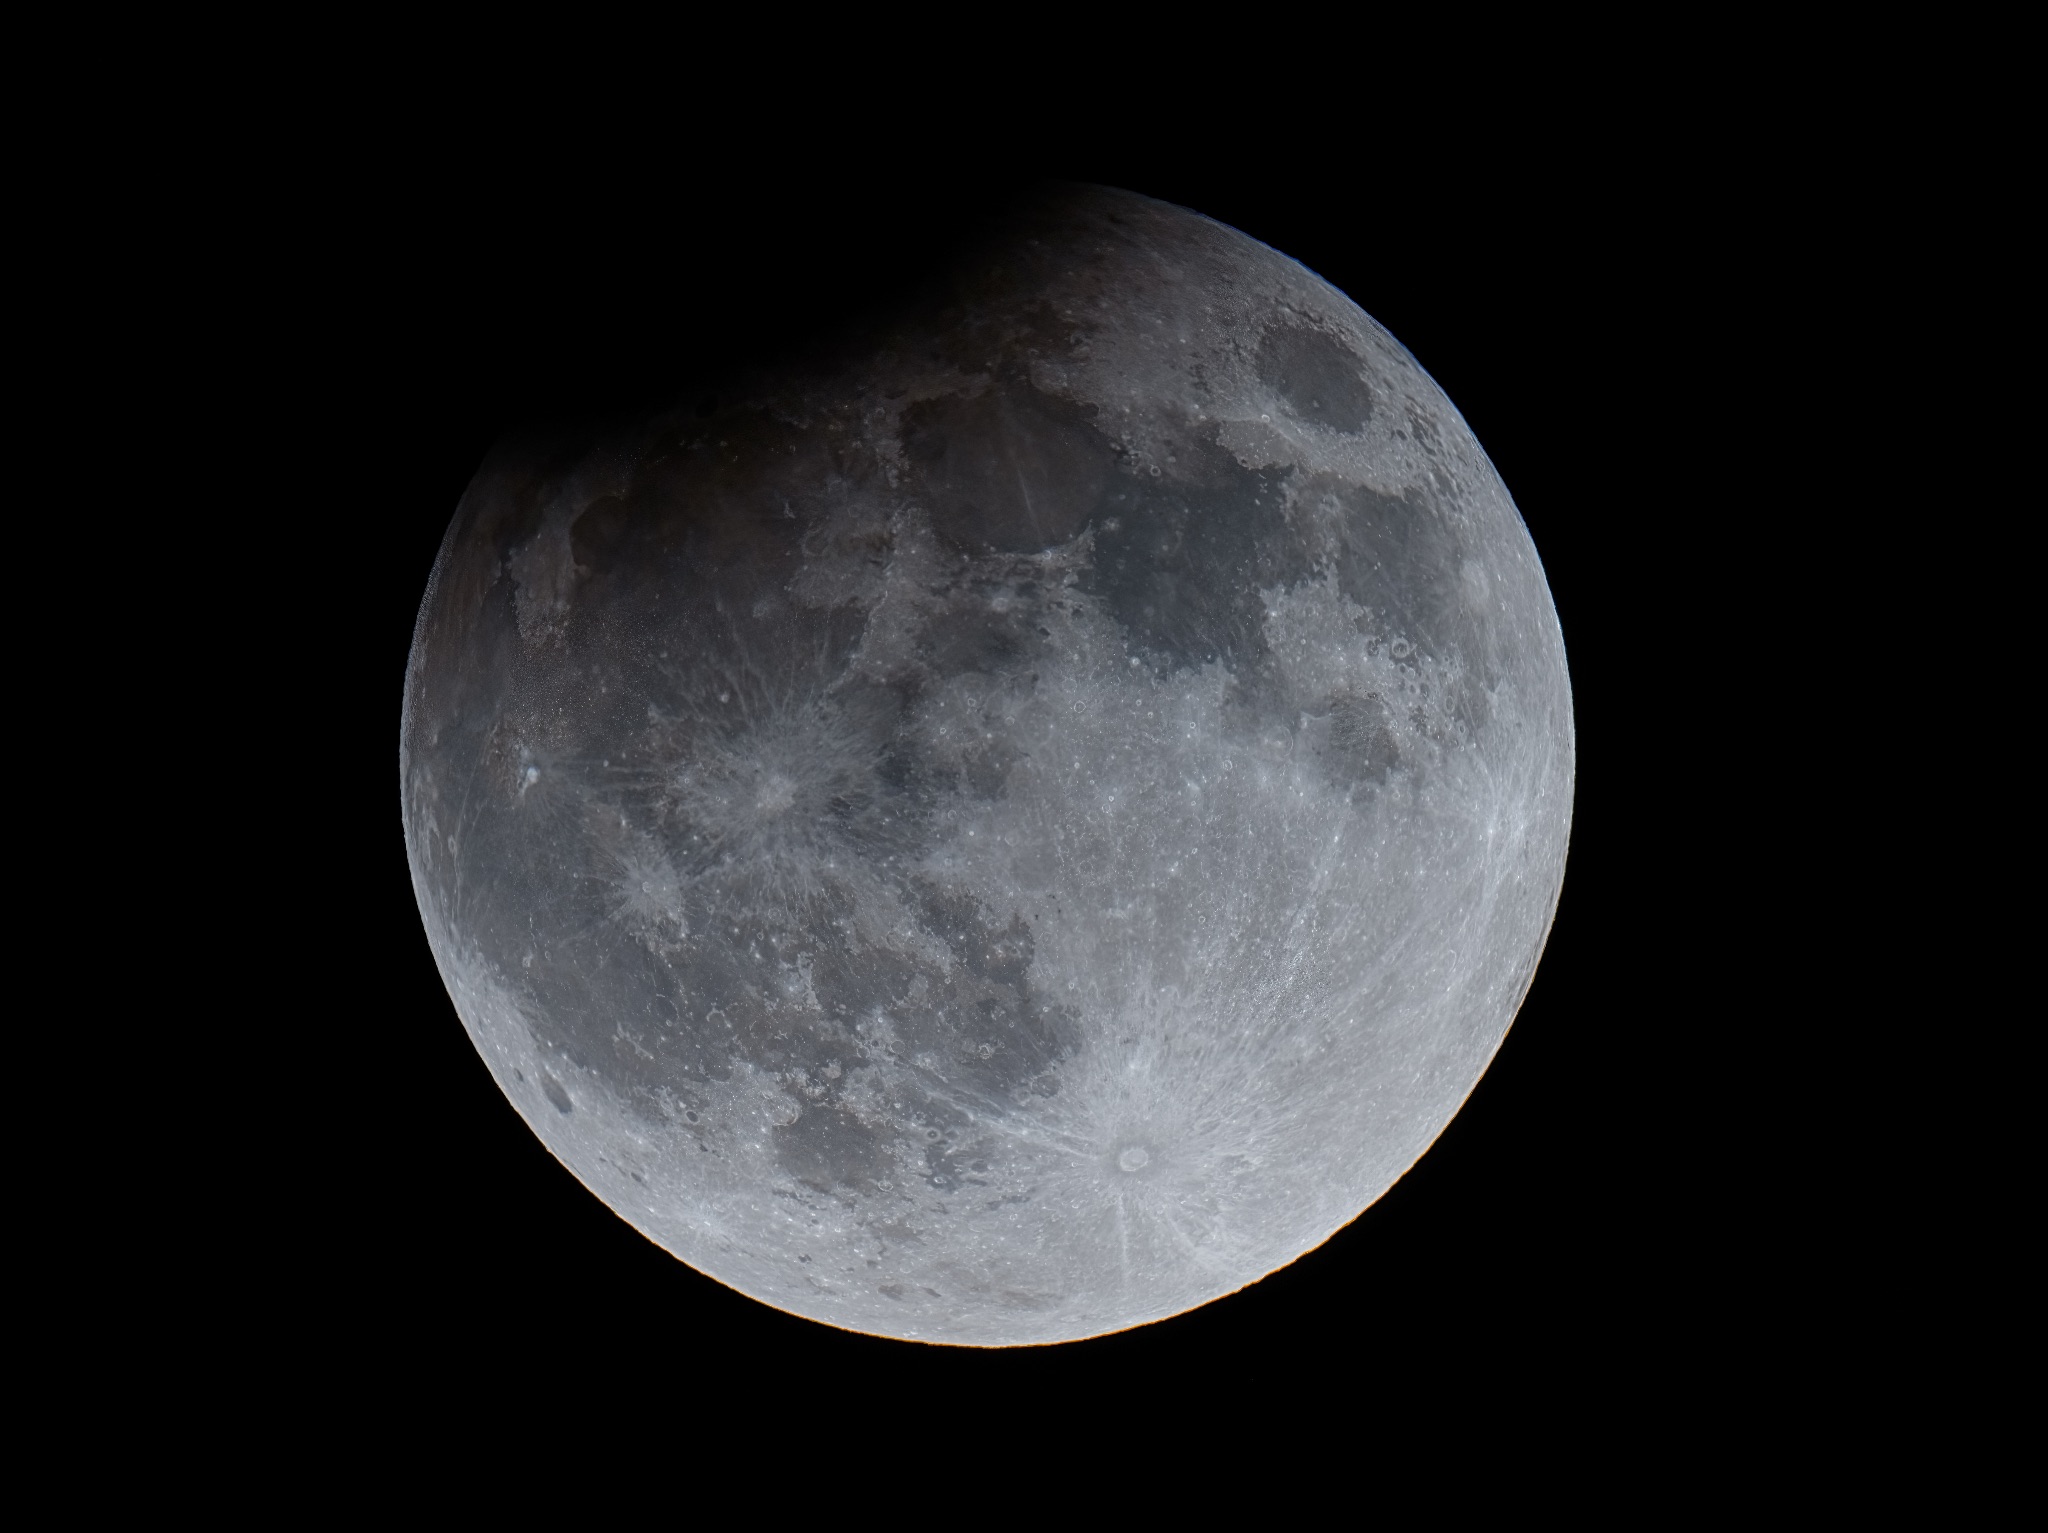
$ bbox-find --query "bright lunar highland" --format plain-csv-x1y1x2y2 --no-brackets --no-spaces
401,185,1574,1345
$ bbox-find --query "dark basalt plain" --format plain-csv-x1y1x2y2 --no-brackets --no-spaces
402,185,1573,1345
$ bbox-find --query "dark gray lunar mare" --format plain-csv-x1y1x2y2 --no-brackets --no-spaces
401,185,1573,1345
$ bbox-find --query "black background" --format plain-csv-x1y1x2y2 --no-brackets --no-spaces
310,146,1717,1406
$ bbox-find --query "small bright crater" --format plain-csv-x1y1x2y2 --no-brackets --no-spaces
756,773,797,816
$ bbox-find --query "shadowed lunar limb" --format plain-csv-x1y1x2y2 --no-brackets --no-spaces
401,184,1573,1346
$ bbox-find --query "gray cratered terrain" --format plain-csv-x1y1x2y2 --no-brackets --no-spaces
401,184,1573,1345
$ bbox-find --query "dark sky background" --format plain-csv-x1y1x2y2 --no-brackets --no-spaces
316,149,1710,1402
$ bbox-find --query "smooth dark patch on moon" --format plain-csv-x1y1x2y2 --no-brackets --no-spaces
903,383,1112,555
1083,436,1307,675
776,1104,894,1194
1258,325,1377,434
1305,690,1406,798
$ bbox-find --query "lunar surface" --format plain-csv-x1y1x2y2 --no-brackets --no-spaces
401,184,1573,1345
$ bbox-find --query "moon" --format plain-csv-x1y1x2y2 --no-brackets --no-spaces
400,184,1573,1345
